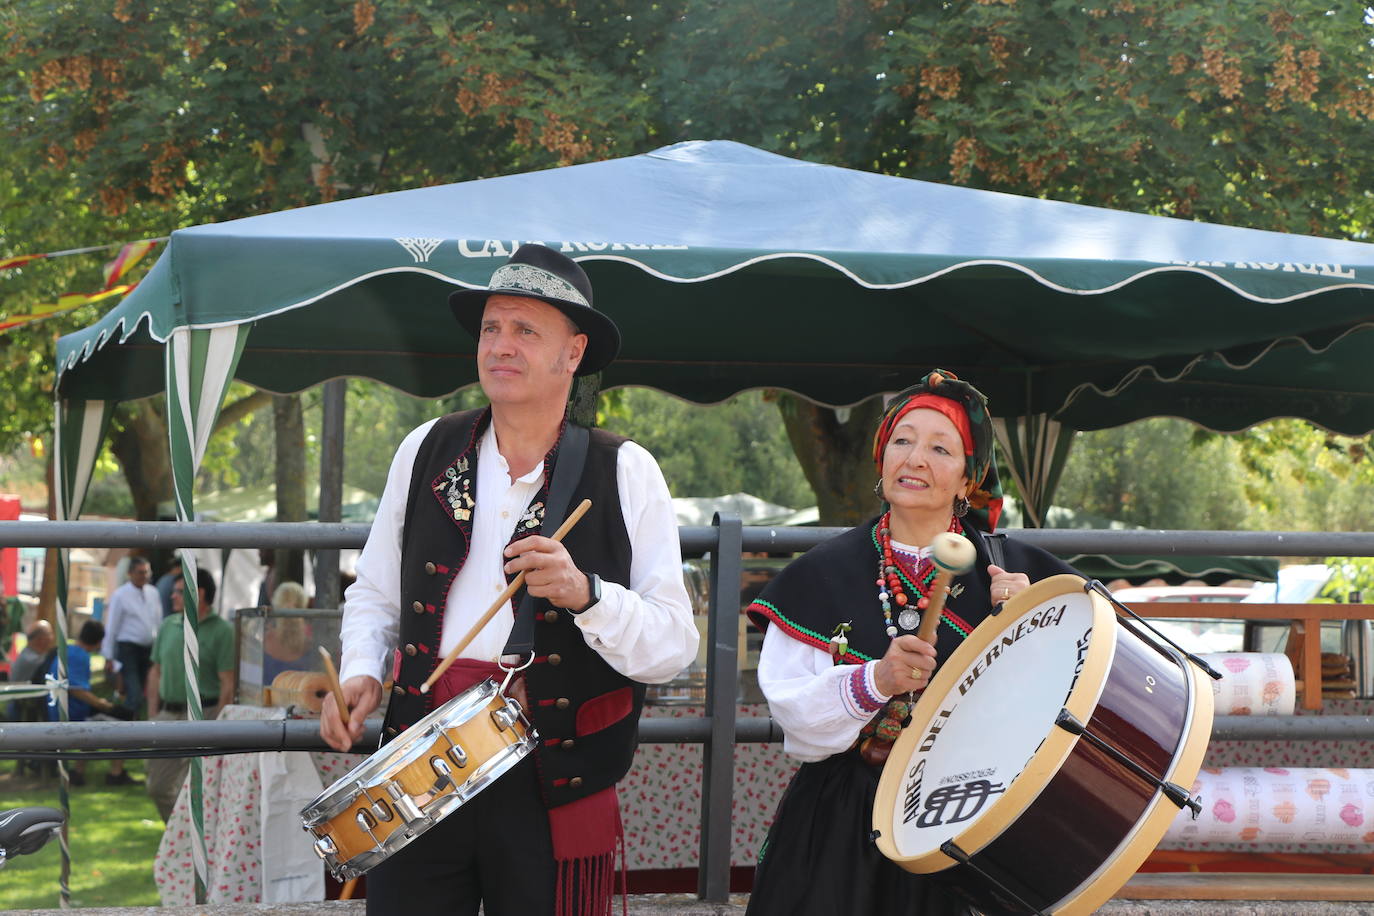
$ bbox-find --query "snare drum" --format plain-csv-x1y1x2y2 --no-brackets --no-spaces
873,575,1213,915
300,678,537,880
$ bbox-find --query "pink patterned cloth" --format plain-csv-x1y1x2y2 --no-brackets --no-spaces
621,703,797,869
152,705,365,904
1161,698,1374,855
152,701,794,903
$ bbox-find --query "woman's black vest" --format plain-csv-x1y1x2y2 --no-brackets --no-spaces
381,408,643,809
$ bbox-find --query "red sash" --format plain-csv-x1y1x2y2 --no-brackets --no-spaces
431,661,625,916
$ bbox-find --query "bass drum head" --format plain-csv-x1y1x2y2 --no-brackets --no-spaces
873,574,1114,872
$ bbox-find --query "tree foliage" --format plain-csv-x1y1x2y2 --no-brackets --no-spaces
6,1,1374,525
598,389,816,511
2,0,651,222
1,0,653,516
1056,417,1374,532
876,1,1374,234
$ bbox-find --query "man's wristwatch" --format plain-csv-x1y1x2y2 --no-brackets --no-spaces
572,573,602,615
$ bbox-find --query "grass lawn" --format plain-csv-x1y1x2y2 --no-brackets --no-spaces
0,759,164,910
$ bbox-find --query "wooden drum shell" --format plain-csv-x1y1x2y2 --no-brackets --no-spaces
300,679,537,879
873,575,1214,915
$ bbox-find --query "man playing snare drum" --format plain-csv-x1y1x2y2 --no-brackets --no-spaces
321,244,698,916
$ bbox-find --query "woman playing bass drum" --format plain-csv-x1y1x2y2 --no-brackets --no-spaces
745,369,1078,916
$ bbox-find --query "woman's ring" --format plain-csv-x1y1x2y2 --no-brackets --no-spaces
911,666,923,681
1001,587,1011,601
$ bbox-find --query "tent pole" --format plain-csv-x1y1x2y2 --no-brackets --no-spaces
314,379,346,609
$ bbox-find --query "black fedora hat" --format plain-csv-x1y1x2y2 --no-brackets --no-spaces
448,244,621,376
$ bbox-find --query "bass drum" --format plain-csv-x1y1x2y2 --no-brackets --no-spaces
872,574,1213,915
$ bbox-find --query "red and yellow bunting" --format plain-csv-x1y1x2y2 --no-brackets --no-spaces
102,240,156,289
0,253,48,271
0,284,135,332
1,237,166,274
1,238,163,333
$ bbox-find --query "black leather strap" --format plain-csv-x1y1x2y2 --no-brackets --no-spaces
501,423,590,658
986,531,1008,570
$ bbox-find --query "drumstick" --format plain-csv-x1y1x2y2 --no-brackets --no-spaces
421,498,592,694
317,646,351,730
916,532,977,644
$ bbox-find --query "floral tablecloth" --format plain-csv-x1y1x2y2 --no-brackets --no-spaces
623,703,796,869
152,705,364,905
153,703,795,902
155,697,1373,899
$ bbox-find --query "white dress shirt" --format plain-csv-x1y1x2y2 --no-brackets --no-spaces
101,580,164,668
340,419,698,686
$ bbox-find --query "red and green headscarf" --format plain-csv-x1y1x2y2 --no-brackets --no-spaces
872,368,1004,531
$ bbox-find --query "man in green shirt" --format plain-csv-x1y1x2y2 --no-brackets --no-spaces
145,568,236,821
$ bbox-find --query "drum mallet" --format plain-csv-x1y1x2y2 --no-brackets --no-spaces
915,532,977,644
421,498,592,694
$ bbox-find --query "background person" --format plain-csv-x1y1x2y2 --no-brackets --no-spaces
321,244,698,916
262,581,311,684
744,370,1078,916
46,620,134,786
7,620,54,721
101,555,163,717
145,568,235,821
154,557,182,618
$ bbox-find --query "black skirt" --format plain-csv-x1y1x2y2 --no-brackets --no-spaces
747,748,973,916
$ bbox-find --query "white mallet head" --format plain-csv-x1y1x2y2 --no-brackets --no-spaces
930,531,977,576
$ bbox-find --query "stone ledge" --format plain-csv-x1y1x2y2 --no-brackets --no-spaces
9,898,1374,916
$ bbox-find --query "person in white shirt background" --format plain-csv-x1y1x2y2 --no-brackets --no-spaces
99,555,162,784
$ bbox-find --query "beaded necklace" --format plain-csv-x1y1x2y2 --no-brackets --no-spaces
858,514,968,766
875,512,962,638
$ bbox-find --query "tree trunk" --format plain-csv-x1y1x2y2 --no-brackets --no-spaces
273,393,308,586
106,390,272,523
776,393,886,527
109,400,174,520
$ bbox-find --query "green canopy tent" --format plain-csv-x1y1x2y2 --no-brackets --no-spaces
998,501,1278,586
50,140,1374,898
54,141,1374,522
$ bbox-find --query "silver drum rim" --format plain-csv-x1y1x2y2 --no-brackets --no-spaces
301,678,504,826
323,727,538,880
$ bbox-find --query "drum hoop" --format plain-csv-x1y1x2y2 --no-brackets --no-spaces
1051,658,1214,915
302,678,504,825
873,574,1116,871
325,732,539,880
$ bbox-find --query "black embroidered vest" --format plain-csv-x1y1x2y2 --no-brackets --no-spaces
382,408,642,809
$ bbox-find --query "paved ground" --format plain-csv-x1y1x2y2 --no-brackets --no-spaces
9,899,1374,915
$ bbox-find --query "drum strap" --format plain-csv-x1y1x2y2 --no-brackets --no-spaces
501,423,590,659
985,531,1007,570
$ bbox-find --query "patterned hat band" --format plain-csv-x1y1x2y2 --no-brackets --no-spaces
488,263,590,308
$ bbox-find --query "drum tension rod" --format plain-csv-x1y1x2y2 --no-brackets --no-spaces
1054,709,1202,818
1083,580,1222,681
938,841,1048,916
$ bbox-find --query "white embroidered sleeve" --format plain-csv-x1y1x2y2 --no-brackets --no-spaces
572,441,700,684
757,625,891,763
338,420,437,686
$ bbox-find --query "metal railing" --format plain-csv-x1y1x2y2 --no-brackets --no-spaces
3,519,1374,901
